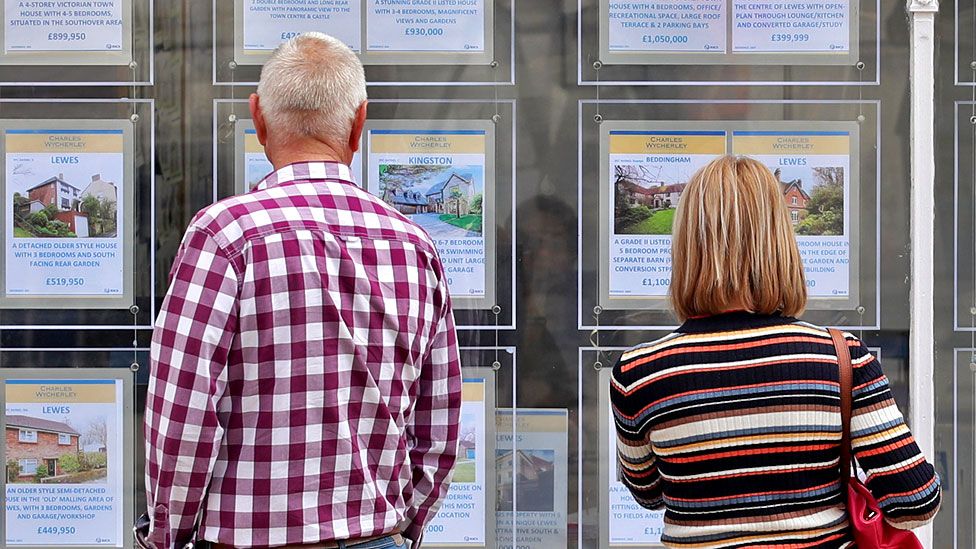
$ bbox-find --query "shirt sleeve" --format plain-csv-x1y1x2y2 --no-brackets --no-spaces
609,359,664,510
144,227,240,548
847,336,942,530
401,270,463,543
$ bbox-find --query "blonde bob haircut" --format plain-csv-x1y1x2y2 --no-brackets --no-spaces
669,155,807,321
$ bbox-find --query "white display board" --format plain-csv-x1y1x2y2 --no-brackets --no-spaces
599,121,860,312
599,367,665,547
365,121,496,310
425,373,495,548
601,0,859,66
0,0,133,65
1,369,134,548
0,120,135,310
233,0,494,65
495,409,569,549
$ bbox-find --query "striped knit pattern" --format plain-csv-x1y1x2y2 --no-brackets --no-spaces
610,312,941,548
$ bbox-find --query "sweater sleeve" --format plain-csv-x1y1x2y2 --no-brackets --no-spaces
846,336,942,529
609,358,664,510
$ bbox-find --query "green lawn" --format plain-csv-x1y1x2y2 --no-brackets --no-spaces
13,227,32,238
439,214,483,234
618,208,675,235
452,460,476,483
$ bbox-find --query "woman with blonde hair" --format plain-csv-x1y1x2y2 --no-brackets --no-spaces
610,156,941,548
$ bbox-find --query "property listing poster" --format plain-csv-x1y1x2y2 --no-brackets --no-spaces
495,409,569,549
367,128,489,301
4,0,125,54
425,378,488,546
732,130,852,299
243,128,274,192
608,406,665,545
4,128,126,298
366,0,486,53
606,0,726,53
241,0,361,53
241,128,362,194
608,130,726,298
731,0,850,54
4,379,125,547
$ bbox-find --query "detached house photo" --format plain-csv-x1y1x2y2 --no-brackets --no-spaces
378,164,485,238
768,165,846,236
5,415,79,482
496,449,556,512
11,172,119,239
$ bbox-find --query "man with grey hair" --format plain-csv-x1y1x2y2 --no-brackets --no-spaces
143,33,462,549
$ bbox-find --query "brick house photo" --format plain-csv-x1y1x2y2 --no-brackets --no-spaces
5,415,80,482
12,172,119,239
774,168,812,226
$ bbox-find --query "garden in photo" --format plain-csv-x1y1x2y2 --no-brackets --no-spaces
613,163,694,236
10,170,118,239
452,413,479,483
5,414,109,484
613,162,845,236
379,164,485,239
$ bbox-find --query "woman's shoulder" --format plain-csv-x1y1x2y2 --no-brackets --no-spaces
612,319,869,382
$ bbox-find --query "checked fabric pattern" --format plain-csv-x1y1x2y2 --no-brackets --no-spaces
145,161,462,549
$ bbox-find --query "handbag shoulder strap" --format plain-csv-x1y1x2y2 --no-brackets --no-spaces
829,328,854,487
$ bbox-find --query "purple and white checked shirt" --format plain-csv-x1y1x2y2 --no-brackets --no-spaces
145,161,462,549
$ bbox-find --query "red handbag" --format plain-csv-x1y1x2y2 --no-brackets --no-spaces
830,329,923,549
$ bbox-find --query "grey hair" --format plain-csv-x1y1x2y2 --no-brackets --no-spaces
256,32,368,144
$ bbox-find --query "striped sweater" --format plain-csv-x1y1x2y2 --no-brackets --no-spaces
610,312,941,548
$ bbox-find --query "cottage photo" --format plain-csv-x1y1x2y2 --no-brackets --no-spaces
453,413,479,483
496,449,556,512
9,161,120,239
378,164,485,238
5,412,109,485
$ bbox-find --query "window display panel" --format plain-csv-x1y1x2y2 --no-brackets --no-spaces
0,0,151,84
580,101,878,330
425,370,496,548
0,100,154,329
365,121,496,310
577,347,664,548
495,408,569,549
952,102,976,330
0,368,135,548
214,99,516,330
217,0,511,85
582,0,876,85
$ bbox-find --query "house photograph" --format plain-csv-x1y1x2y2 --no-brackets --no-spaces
378,164,485,239
10,167,119,239
614,162,845,237
767,165,846,237
496,449,556,512
4,413,109,484
451,413,479,483
613,162,695,236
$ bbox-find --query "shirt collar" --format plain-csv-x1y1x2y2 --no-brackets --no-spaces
677,311,796,334
254,161,354,192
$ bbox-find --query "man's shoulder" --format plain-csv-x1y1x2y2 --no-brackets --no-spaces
187,179,440,257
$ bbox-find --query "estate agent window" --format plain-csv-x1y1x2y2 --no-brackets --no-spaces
18,429,37,443
59,433,71,445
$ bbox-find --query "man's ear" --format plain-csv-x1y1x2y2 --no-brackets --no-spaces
249,94,268,146
349,100,368,154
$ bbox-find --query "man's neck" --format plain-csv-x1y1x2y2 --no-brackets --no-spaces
267,136,350,170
